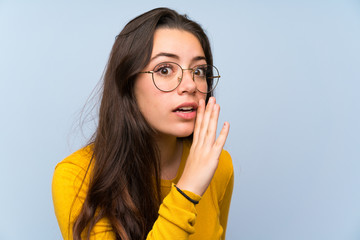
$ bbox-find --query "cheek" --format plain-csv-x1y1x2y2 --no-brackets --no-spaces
134,77,153,115
198,92,207,102
134,77,166,125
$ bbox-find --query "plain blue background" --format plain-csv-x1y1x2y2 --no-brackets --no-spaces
1,0,359,239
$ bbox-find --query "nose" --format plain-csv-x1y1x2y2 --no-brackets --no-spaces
177,69,196,94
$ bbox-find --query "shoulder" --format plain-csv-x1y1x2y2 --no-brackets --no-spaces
55,145,94,173
218,149,233,176
52,144,94,200
212,149,234,201
215,149,233,182
52,145,95,238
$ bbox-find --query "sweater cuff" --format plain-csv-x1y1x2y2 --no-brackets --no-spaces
158,184,202,234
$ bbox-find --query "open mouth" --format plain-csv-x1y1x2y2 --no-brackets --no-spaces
175,106,195,113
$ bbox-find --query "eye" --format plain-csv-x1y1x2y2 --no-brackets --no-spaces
194,66,207,77
154,63,174,76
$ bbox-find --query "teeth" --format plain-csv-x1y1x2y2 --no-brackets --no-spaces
179,107,193,111
176,106,194,112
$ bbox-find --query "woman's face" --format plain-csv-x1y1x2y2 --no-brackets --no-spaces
134,28,207,138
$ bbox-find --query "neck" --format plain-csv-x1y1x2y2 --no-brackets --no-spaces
154,134,182,180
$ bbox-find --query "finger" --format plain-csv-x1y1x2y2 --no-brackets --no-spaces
205,103,220,145
193,99,205,144
198,97,216,142
213,122,230,152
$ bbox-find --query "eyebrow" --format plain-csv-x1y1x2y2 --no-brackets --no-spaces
150,52,206,62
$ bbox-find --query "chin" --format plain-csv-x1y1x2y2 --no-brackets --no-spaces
172,127,194,138
175,132,193,138
156,122,195,138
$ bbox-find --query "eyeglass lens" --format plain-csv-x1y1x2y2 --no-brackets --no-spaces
152,62,219,93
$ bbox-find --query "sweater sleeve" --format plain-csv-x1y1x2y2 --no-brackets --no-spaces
146,183,201,239
52,159,201,240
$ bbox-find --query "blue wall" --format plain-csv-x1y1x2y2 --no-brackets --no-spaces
1,0,359,239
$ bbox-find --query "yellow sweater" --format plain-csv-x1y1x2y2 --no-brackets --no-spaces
52,140,234,239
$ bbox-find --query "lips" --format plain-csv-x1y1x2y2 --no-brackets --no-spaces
173,102,198,120
173,102,198,113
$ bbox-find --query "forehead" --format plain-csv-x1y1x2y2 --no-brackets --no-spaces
151,28,205,60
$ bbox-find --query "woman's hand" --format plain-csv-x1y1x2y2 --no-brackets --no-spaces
176,97,230,196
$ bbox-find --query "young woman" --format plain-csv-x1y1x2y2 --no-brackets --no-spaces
52,7,233,240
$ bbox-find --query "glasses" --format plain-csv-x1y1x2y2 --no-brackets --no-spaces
139,62,220,93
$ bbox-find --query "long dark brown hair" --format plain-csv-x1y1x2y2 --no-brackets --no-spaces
73,8,213,240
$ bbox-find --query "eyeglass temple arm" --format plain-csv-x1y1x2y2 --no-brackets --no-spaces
208,75,221,79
